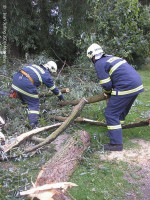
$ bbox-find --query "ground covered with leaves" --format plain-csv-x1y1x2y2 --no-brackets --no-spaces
0,58,150,200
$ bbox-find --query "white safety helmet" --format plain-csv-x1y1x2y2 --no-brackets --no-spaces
87,43,104,59
43,61,57,73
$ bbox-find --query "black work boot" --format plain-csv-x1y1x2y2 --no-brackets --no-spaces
104,144,123,151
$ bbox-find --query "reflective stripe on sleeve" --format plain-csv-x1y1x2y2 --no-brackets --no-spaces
104,89,112,93
107,57,120,63
50,85,56,90
111,85,144,95
100,77,111,84
107,124,122,130
27,66,43,84
120,121,125,125
57,91,62,96
109,60,126,76
12,84,39,98
28,110,40,114
32,64,45,74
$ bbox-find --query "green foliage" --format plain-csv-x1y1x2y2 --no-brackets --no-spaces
77,0,150,67
4,0,150,66
7,1,39,54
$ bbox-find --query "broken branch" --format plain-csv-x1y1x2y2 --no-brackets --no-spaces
40,88,70,97
25,97,87,153
51,115,107,127
58,93,108,106
122,120,149,129
50,116,149,129
3,123,62,153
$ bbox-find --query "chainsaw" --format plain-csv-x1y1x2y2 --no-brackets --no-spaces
0,90,18,98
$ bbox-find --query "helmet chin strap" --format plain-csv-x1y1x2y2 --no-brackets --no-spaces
92,56,95,63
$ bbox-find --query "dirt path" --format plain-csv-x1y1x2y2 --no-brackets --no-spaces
100,139,150,200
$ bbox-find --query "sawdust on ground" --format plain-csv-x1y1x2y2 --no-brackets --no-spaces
100,139,150,200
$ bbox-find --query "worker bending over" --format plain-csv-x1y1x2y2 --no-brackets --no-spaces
11,61,64,128
87,43,144,151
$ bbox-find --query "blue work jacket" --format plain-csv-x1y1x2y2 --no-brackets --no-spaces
12,64,60,97
94,55,144,97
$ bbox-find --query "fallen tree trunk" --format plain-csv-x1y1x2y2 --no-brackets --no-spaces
25,97,87,153
21,130,90,200
3,123,62,153
40,88,70,97
58,93,108,106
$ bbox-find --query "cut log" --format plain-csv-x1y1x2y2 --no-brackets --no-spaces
25,97,87,153
3,123,62,153
23,130,91,200
58,93,108,106
40,88,70,97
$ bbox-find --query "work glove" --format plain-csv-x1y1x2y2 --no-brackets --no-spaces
58,94,64,101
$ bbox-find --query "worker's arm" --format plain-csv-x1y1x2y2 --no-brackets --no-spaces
94,62,112,94
43,72,64,101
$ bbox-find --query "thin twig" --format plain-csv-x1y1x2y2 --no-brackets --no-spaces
57,60,66,78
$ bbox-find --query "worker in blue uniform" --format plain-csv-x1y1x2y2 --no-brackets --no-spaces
11,61,64,128
87,43,144,151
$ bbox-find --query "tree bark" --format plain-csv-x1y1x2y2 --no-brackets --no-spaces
31,136,45,143
3,123,62,153
122,120,149,129
25,98,87,153
23,130,91,200
40,88,70,97
58,93,108,106
51,115,107,127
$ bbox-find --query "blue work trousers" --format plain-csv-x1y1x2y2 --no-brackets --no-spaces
20,94,40,128
105,95,138,144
